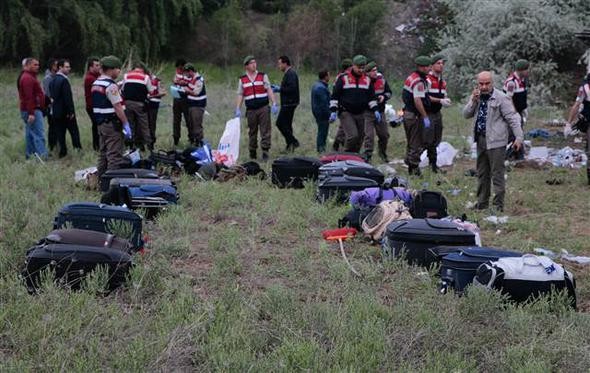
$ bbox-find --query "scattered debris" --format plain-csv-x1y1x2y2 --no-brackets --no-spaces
484,216,509,224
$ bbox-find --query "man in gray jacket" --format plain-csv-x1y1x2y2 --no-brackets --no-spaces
463,71,523,212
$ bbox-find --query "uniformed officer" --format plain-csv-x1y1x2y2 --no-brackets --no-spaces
147,70,166,149
235,55,278,161
364,61,392,162
172,58,190,146
503,59,529,160
183,63,207,146
332,58,353,152
567,73,590,185
402,56,432,176
92,56,132,176
329,55,379,154
121,61,153,150
425,54,452,173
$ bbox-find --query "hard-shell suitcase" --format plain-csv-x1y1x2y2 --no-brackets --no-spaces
100,168,160,192
319,160,385,185
382,219,476,266
426,245,466,267
110,177,175,188
128,185,178,204
317,175,379,203
439,247,522,293
271,156,322,188
53,202,144,252
41,229,132,252
22,243,133,292
319,152,366,164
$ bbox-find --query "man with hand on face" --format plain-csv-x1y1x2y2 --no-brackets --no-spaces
402,56,432,176
92,56,132,176
235,55,278,161
463,71,523,213
329,55,379,155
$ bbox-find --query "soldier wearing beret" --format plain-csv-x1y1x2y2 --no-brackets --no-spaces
92,56,132,176
401,56,432,176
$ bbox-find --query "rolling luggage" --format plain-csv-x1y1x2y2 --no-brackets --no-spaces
317,175,378,203
22,244,133,292
319,160,385,185
474,255,576,308
53,202,144,252
439,247,522,293
100,168,160,192
319,152,366,164
40,228,132,252
271,156,322,188
409,190,448,218
382,219,476,266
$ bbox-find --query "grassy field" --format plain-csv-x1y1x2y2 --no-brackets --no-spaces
1,64,590,371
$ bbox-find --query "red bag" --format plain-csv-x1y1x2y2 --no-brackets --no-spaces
320,152,365,164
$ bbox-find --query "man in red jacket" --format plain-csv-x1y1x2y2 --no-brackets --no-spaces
18,57,48,160
84,57,101,151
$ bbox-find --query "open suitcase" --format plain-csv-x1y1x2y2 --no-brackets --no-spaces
22,243,133,292
439,247,522,293
382,219,476,266
53,202,144,252
316,175,379,203
40,228,132,252
319,160,384,185
100,168,160,192
271,156,322,188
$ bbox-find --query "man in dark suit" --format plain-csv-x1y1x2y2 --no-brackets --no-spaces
49,59,82,157
276,55,300,152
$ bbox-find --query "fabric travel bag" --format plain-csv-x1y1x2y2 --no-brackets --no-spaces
362,200,412,242
100,168,160,192
149,149,185,169
382,218,476,266
22,243,133,292
317,175,379,203
40,228,132,253
474,254,576,308
319,160,385,185
271,156,322,188
409,190,448,219
439,247,522,294
53,202,144,252
319,152,366,164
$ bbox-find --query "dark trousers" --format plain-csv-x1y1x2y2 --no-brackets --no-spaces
125,100,151,149
246,106,271,152
97,120,125,176
147,103,159,147
339,111,366,153
276,105,299,147
403,111,423,168
476,135,506,211
187,106,205,145
333,123,345,151
425,111,443,165
54,115,82,157
86,107,100,151
47,113,58,151
314,115,329,153
363,109,390,157
172,98,190,144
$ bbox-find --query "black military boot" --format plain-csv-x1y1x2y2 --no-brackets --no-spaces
587,168,590,185
249,150,257,160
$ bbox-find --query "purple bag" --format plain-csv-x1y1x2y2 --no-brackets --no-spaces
349,187,412,208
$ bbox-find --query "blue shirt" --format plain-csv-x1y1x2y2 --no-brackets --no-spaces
475,92,491,136
311,80,330,120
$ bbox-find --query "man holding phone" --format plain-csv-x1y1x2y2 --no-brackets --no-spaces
463,71,523,212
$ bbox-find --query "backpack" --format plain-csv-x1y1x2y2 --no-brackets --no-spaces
338,207,373,230
410,190,447,218
362,200,412,241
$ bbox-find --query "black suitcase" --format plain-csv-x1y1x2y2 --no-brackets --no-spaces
410,190,448,218
41,229,132,252
319,160,385,185
439,247,522,294
316,175,379,203
100,168,160,192
149,149,185,169
271,156,322,188
53,202,144,252
22,243,133,292
110,177,175,188
382,219,476,266
426,245,466,268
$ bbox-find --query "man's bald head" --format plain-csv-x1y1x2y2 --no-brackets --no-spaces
477,71,494,94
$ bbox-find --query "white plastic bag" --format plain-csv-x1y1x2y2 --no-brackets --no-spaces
213,118,241,166
419,141,458,168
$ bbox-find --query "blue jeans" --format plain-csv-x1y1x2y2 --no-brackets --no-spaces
21,110,48,159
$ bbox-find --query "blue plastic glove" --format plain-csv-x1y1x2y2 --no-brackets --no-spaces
329,112,338,123
234,108,241,118
122,122,132,140
271,84,281,93
423,117,431,129
271,103,279,115
374,111,382,123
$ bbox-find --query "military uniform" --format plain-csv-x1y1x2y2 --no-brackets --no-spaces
503,59,529,160
184,64,207,146
172,66,190,145
425,69,447,169
574,77,590,183
364,62,392,162
147,74,163,147
332,59,352,151
122,66,153,150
